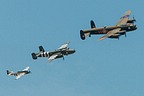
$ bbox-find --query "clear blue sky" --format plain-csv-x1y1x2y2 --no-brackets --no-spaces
0,0,143,96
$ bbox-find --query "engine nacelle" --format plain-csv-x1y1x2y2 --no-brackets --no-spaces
109,34,120,39
117,31,126,35
127,19,136,23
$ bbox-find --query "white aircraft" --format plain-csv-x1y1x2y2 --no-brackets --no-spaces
7,67,31,80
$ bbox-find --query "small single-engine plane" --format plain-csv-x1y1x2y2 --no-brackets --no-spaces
80,10,137,40
31,42,75,62
7,67,31,80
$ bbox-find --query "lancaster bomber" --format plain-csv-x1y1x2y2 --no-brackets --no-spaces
7,67,31,80
80,10,137,40
32,42,75,62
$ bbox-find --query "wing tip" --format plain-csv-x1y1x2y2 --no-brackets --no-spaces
98,36,107,41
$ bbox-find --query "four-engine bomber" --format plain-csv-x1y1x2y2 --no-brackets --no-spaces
80,10,137,40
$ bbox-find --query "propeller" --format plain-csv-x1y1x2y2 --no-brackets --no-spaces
89,34,91,37
61,51,65,60
120,32,127,37
104,26,107,29
133,16,136,22
62,56,65,60
124,32,127,37
103,26,107,33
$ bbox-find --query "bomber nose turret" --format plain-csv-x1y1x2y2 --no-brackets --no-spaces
131,25,137,30
70,49,76,54
134,25,137,30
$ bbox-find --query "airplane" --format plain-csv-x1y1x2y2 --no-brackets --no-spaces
80,10,137,40
7,67,31,80
31,42,75,62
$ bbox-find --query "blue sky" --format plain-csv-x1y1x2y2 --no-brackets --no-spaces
0,0,143,96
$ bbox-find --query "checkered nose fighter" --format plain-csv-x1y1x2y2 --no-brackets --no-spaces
80,10,137,41
7,67,31,80
32,42,75,62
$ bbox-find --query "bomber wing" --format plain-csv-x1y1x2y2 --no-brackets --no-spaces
48,54,58,62
23,67,30,71
99,28,121,40
58,41,70,50
116,10,131,26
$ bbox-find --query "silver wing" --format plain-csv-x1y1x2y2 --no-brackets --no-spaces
15,73,25,80
58,41,70,50
48,54,58,62
23,67,30,71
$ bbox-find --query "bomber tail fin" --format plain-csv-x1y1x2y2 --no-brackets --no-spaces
31,53,37,60
90,20,96,28
39,46,45,52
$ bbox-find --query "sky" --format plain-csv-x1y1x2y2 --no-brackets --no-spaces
0,0,143,96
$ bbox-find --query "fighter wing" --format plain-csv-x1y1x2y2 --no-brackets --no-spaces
23,67,30,71
116,10,131,26
48,54,58,62
99,28,121,40
58,41,70,50
15,73,25,80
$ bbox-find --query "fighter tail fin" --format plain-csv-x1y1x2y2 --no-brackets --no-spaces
7,70,10,75
7,70,13,75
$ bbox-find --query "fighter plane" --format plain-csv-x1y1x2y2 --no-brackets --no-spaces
80,10,137,40
31,42,75,62
7,67,31,80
